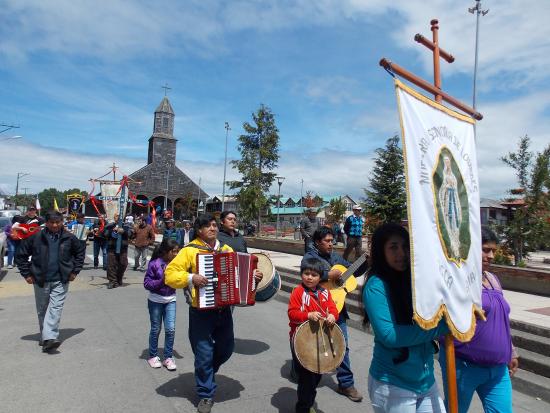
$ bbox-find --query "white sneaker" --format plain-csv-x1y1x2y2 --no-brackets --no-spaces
147,356,162,368
163,357,177,371
8,265,13,269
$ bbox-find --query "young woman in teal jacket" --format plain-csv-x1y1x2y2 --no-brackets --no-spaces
362,223,449,413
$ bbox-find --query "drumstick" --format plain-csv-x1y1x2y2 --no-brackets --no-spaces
319,319,328,357
327,326,337,357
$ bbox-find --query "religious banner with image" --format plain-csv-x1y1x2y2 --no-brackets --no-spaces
100,182,127,223
395,79,483,341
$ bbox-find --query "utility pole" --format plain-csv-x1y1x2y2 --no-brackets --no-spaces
196,177,202,218
300,179,304,218
275,176,285,238
15,172,30,197
222,122,231,212
469,0,489,110
164,163,171,212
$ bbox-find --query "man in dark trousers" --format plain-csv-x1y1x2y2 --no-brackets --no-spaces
103,213,133,289
16,210,85,352
302,226,368,403
217,211,247,253
299,208,319,254
343,205,365,261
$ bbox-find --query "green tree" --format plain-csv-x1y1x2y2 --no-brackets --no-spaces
499,136,550,264
37,188,88,214
326,197,347,223
363,135,406,226
229,104,280,227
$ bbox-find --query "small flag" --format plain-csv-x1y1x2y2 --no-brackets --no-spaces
53,198,59,211
35,196,41,211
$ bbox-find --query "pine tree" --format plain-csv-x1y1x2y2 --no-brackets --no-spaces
363,135,406,226
229,104,280,227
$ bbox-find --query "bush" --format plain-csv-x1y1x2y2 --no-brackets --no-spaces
517,260,527,268
493,248,513,266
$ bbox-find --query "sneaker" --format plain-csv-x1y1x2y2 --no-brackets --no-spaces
163,357,177,371
42,339,61,352
147,356,162,368
336,386,363,402
197,398,213,413
8,265,13,269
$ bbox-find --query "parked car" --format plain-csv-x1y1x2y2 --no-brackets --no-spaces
0,216,10,268
0,209,22,218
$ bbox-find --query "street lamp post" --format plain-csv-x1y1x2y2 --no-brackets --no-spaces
222,122,231,212
0,135,22,142
469,0,489,110
276,176,285,238
15,172,30,209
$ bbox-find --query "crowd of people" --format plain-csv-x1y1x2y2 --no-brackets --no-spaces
4,203,518,413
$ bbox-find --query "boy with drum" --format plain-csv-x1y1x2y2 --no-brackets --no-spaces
288,258,339,413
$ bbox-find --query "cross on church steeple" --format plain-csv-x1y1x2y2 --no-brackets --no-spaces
162,83,172,96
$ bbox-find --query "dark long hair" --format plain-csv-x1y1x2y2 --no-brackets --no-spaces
363,222,413,363
151,239,179,261
363,223,413,321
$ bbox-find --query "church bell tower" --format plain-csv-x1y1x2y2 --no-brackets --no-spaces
147,96,177,165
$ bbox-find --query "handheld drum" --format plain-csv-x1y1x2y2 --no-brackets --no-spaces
252,252,281,302
293,320,346,374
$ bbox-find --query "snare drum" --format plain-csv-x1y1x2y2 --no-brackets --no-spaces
293,321,346,374
252,252,281,302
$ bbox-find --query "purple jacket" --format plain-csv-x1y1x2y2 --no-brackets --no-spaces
448,272,513,365
143,257,176,297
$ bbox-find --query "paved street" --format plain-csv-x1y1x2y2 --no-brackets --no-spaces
1,252,549,413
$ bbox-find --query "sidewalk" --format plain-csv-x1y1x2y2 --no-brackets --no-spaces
249,247,550,331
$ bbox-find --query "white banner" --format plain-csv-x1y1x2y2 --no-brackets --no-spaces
100,182,127,223
396,79,482,341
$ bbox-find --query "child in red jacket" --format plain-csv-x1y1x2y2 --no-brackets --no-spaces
288,258,339,413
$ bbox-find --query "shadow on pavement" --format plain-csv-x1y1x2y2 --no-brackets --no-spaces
280,359,295,382
21,327,85,343
0,269,7,281
139,348,184,360
271,386,326,413
233,338,270,355
156,373,244,404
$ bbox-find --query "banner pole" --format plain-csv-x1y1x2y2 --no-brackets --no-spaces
430,19,459,413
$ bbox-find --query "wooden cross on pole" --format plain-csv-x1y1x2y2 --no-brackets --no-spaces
379,19,485,413
162,83,172,96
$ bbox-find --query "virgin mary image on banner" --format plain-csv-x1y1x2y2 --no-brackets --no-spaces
433,147,470,264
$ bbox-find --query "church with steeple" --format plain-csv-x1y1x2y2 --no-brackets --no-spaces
128,95,207,219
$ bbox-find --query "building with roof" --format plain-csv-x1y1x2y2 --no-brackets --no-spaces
480,198,508,225
127,95,207,220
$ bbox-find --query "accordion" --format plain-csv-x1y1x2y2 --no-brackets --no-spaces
196,252,258,310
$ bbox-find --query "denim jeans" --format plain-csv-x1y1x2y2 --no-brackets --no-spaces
368,375,446,413
439,353,512,413
148,299,176,359
93,239,107,269
7,238,18,266
188,306,234,399
34,281,69,341
336,315,355,389
134,246,148,269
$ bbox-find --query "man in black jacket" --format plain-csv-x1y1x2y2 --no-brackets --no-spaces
217,211,247,252
103,213,133,289
16,210,85,352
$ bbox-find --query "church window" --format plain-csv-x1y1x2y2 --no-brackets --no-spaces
162,117,169,133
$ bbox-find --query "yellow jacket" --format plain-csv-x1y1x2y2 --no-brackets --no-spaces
165,237,233,308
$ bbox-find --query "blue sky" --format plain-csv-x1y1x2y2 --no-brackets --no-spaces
1,0,549,202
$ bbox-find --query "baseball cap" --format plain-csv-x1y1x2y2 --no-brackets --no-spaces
352,205,362,211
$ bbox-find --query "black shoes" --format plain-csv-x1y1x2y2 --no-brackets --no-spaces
42,339,61,352
107,282,118,289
